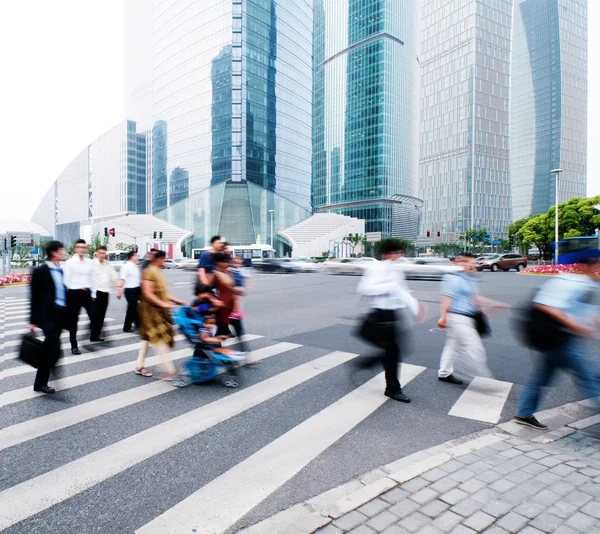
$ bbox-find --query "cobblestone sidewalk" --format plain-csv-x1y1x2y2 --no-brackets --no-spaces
316,429,600,534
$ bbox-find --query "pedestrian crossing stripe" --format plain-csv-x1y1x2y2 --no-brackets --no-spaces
3,311,103,331
449,377,513,424
0,350,360,531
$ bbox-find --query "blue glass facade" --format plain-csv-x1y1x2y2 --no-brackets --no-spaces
312,0,420,237
151,0,312,247
127,120,147,214
511,0,587,220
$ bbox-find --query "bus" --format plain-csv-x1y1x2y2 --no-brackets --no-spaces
191,244,275,262
557,236,600,264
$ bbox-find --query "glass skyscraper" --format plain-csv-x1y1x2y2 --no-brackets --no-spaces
511,0,587,221
419,0,513,241
312,0,421,238
150,0,313,249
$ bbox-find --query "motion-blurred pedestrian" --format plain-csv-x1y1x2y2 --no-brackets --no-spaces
28,241,68,394
135,250,186,379
357,239,427,403
90,246,122,342
213,252,235,337
198,235,224,287
121,250,141,332
141,248,157,270
437,253,507,383
229,255,249,352
514,259,600,430
63,239,94,355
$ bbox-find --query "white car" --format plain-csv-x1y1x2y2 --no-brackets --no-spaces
324,257,379,275
287,258,321,272
181,259,199,271
397,258,463,280
172,258,186,269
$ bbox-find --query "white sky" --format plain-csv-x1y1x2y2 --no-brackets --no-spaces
0,0,598,221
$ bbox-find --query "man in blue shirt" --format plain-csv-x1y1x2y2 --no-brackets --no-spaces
437,253,507,384
29,241,68,394
198,235,223,287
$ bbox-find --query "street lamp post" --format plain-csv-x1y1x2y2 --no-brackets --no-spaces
551,169,563,265
268,209,275,254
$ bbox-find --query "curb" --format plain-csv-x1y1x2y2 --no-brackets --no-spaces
239,398,600,534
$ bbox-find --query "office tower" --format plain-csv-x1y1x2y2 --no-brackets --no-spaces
511,0,587,221
419,0,513,241
312,0,422,240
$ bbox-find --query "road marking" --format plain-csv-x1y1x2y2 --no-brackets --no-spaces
0,342,299,451
0,350,358,531
137,364,426,534
448,377,513,424
0,335,261,405
2,319,118,345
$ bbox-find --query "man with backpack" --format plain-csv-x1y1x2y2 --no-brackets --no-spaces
514,259,600,429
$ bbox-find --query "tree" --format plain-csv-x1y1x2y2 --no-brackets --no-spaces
32,241,50,262
508,218,529,253
87,233,110,258
115,243,133,252
461,228,490,253
498,238,510,252
518,213,552,258
345,234,368,257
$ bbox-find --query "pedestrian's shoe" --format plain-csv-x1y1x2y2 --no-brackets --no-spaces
385,390,411,403
513,416,548,430
34,386,56,394
438,374,463,385
123,328,134,333
90,337,106,343
71,348,82,355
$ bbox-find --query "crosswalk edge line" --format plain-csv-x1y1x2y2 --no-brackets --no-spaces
448,377,513,424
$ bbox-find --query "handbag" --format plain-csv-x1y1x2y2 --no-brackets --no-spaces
473,311,491,338
18,331,44,368
355,310,396,347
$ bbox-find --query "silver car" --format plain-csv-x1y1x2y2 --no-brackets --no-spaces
397,258,463,280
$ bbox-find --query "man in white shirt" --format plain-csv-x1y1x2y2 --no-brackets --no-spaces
90,246,123,341
357,239,427,403
63,239,95,355
120,250,141,332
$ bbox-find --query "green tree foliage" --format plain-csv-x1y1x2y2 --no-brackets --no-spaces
430,243,464,257
115,243,133,252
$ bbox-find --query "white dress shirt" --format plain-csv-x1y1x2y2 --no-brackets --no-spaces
120,260,141,289
357,260,418,315
64,255,94,292
92,259,119,297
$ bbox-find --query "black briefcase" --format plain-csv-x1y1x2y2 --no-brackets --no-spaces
18,332,44,368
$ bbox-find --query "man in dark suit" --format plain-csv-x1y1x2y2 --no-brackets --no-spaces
28,240,68,394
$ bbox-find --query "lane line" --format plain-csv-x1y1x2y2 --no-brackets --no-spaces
0,335,262,406
0,342,299,451
137,364,427,534
0,350,358,530
448,377,513,424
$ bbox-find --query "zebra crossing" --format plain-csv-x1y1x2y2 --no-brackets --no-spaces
0,304,526,534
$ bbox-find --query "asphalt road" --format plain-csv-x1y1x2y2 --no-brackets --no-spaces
0,268,597,533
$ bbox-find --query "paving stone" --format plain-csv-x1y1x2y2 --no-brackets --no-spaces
366,511,400,532
525,450,550,460
538,456,564,468
530,513,564,533
333,511,369,531
490,441,513,451
483,455,507,467
483,527,509,534
564,460,587,469
439,489,469,506
522,463,548,476
482,500,513,518
382,526,410,534
464,461,492,474
579,467,600,477
359,498,391,518
439,460,466,474
499,448,523,459
410,488,439,506
414,526,444,534
422,468,450,483
549,464,576,477
448,469,476,483
401,477,430,493
530,489,562,507
546,481,576,497
430,478,460,494
382,487,411,505
551,500,578,520
448,526,476,534
565,511,598,532
432,511,463,532
579,481,600,497
516,479,548,495
389,499,421,520
462,510,495,531
519,528,545,534
449,498,482,518
318,525,343,534
513,502,547,520
493,462,522,475
420,500,450,519
348,526,377,534
495,512,530,533
563,472,590,486
580,501,600,519
457,479,486,494
475,470,504,484
511,455,535,469
398,512,430,533
505,470,534,484
489,479,516,494
563,489,594,507
552,526,578,534
533,471,562,486
456,453,482,464
498,488,529,505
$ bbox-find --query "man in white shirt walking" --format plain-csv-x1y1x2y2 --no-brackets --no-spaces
63,239,95,355
120,250,141,333
357,239,427,402
90,246,123,341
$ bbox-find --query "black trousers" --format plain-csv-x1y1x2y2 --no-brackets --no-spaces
67,289,93,349
374,309,402,393
229,318,246,352
124,287,140,330
35,307,66,389
91,291,109,339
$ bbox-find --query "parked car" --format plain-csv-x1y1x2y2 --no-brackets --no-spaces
324,257,379,275
397,258,463,280
253,258,298,273
476,253,528,272
181,258,199,271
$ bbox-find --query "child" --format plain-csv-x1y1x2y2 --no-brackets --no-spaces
229,256,249,319
193,282,222,314
200,314,245,362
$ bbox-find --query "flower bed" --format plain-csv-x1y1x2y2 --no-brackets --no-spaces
0,274,32,288
522,264,600,276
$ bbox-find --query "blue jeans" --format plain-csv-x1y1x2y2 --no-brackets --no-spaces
516,339,600,419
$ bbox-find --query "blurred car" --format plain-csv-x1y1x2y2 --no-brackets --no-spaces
476,253,527,272
287,258,320,272
397,258,463,280
161,259,177,269
172,258,186,269
181,258,199,271
253,258,298,273
324,257,379,275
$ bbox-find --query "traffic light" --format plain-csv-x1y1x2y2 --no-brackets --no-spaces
159,231,163,239
109,228,115,237
437,229,441,237
153,231,157,239
104,227,108,237
10,235,17,248
426,229,431,238
510,235,516,248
